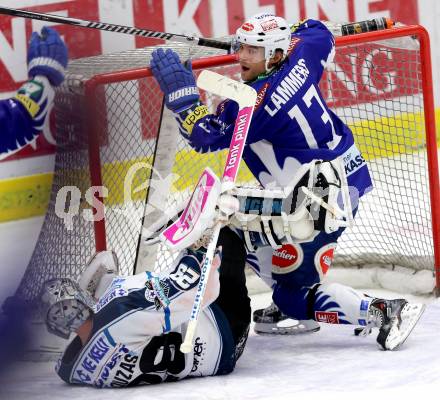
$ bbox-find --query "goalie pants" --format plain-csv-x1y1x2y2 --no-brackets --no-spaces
246,225,372,327
216,227,252,356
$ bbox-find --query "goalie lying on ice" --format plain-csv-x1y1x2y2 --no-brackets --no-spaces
40,249,250,387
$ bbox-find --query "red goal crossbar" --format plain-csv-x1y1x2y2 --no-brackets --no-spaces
83,24,440,294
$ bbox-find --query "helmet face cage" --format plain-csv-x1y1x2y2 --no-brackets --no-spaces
235,13,291,63
40,278,91,339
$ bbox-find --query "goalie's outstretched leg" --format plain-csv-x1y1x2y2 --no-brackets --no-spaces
215,227,251,355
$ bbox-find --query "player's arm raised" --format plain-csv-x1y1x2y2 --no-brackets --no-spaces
150,48,236,153
0,27,68,159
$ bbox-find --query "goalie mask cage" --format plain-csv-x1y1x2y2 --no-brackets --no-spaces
16,24,440,304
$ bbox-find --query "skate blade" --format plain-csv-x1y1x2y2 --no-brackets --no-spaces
354,326,372,337
254,319,320,335
384,303,426,351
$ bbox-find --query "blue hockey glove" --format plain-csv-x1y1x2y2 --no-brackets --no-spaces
27,26,68,87
150,49,199,113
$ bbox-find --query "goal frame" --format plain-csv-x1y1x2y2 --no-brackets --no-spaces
82,24,440,293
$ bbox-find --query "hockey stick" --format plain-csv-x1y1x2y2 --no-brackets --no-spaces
179,71,257,353
0,6,230,51
0,6,394,51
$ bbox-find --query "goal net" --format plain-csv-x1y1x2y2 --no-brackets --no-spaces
16,24,439,306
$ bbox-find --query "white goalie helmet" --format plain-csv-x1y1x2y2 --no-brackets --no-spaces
40,278,93,339
235,13,291,64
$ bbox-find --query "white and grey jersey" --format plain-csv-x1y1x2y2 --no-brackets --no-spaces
56,251,236,387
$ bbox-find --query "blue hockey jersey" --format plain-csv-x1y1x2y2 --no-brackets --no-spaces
184,19,372,204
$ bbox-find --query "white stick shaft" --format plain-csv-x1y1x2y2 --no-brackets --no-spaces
180,71,256,353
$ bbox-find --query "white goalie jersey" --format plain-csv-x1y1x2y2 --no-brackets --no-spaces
55,251,236,387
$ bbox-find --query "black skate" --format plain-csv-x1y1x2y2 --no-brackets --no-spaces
364,298,425,350
253,302,320,335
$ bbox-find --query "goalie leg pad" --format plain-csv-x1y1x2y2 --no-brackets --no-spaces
78,250,119,299
161,167,221,252
229,159,353,250
306,159,352,234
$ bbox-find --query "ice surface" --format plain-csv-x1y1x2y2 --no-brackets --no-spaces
0,149,438,400
0,291,438,400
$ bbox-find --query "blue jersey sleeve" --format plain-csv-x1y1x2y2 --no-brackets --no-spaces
0,77,54,158
0,98,36,156
178,20,335,154
178,100,238,153
289,19,335,81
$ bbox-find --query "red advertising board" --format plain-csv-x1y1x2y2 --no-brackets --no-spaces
0,0,420,161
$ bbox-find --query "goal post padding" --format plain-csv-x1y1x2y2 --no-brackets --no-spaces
16,25,440,304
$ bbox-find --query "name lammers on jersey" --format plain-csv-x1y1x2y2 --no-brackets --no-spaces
265,58,310,116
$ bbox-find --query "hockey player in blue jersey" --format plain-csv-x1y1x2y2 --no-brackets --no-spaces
40,247,250,387
0,26,68,159
150,13,425,351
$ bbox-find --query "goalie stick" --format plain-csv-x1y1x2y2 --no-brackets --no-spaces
0,6,230,51
178,70,257,353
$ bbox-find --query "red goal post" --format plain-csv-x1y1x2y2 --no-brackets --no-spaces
16,23,440,303
334,25,439,293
